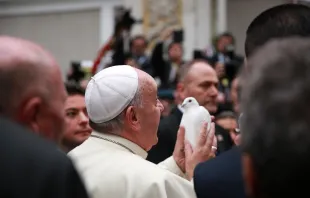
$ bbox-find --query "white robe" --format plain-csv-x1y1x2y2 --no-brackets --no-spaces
69,132,197,198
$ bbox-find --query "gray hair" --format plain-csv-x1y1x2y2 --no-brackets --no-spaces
90,84,143,134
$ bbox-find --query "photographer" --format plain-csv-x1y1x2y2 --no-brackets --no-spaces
208,32,244,83
151,28,184,89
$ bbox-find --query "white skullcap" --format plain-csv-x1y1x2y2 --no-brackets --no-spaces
85,65,139,123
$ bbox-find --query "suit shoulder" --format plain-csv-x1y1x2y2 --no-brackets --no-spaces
195,147,242,180
0,118,67,163
194,147,245,198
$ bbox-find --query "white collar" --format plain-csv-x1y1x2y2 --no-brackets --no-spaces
91,131,148,159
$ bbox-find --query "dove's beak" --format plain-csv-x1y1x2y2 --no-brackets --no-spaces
181,103,186,108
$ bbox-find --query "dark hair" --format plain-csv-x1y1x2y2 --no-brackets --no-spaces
65,82,85,96
130,35,148,48
241,38,310,198
214,32,235,46
168,42,182,51
245,4,310,57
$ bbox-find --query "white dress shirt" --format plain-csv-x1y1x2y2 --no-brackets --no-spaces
69,132,196,198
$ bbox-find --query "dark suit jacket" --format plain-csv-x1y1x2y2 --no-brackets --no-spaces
147,107,234,164
194,147,245,198
0,117,89,198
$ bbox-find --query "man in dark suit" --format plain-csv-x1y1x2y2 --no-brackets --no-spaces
147,60,234,164
194,4,310,198
0,117,89,198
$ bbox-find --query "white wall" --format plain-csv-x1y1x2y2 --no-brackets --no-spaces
0,10,100,77
0,0,121,78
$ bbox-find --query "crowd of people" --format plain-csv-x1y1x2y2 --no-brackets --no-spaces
1,3,310,198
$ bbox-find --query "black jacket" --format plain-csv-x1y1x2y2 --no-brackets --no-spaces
0,117,89,198
194,147,245,198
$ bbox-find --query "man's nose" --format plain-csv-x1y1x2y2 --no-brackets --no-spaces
210,85,219,96
79,112,88,124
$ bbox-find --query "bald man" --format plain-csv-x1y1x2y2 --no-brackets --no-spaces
0,36,88,198
147,60,234,164
0,36,67,143
69,65,216,198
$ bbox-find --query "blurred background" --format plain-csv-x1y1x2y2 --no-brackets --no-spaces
1,0,309,121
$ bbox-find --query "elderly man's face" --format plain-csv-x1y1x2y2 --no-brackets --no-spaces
179,62,219,113
135,75,164,151
62,94,91,151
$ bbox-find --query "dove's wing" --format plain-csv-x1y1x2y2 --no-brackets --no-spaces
181,106,211,148
181,108,196,148
198,106,212,132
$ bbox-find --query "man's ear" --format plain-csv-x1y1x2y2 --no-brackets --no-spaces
242,154,257,198
16,97,42,134
125,106,140,131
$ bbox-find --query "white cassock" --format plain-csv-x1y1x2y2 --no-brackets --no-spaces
69,131,197,198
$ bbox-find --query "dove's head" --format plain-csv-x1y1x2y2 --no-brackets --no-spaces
181,97,199,110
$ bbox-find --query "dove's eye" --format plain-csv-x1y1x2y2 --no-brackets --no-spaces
189,99,192,102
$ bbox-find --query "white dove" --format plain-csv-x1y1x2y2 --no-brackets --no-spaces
180,97,212,148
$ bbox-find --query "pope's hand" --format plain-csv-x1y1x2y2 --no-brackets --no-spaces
184,122,217,180
172,116,216,175
172,126,186,173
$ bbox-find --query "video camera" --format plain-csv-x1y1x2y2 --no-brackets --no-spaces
113,7,143,36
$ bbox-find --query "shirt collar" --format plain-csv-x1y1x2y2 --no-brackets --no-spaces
91,131,148,159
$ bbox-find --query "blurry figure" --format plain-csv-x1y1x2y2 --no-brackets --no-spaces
125,57,139,68
208,32,244,83
128,35,153,75
159,99,171,117
0,36,88,198
230,77,240,115
216,32,234,55
216,76,240,116
67,62,85,85
151,28,184,89
158,89,175,118
62,83,91,153
215,111,238,144
70,65,216,198
214,62,225,79
194,4,310,198
131,35,147,57
80,79,90,90
242,38,310,198
147,60,234,164
92,8,143,74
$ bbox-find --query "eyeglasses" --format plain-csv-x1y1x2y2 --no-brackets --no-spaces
234,128,240,134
